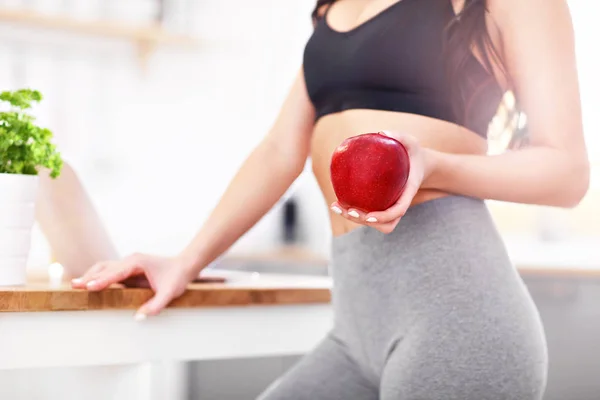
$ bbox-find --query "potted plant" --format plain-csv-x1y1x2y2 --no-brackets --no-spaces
0,89,63,286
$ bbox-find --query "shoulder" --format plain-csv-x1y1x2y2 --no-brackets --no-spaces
312,0,335,25
487,0,573,32
485,0,575,88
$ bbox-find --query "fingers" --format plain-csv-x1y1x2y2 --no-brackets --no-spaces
366,180,420,224
330,202,372,223
329,178,419,232
71,255,144,291
330,187,412,225
71,262,106,288
371,218,401,234
365,202,406,225
331,200,400,234
86,261,141,291
331,201,391,227
135,288,176,320
379,130,419,152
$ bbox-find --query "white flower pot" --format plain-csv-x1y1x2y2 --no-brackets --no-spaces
0,173,38,286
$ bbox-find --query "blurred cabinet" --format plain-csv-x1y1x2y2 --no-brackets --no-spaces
0,0,197,68
527,277,600,400
488,189,600,239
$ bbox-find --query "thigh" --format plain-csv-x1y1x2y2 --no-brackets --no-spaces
379,329,547,400
257,334,378,400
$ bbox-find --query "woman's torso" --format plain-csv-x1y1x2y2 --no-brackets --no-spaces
303,0,505,237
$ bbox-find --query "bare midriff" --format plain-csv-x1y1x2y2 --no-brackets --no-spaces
310,109,488,237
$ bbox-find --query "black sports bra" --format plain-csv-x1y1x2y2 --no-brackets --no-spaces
303,0,504,138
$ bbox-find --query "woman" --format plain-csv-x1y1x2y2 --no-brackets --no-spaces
72,0,589,398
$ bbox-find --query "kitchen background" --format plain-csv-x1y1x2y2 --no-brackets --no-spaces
0,0,596,269
0,0,599,399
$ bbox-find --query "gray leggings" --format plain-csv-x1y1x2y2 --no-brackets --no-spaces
258,196,548,400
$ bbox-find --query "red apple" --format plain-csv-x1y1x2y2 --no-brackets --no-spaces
330,132,410,213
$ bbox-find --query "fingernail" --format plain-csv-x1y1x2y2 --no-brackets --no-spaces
380,130,391,136
348,210,359,218
71,278,82,285
331,206,342,215
86,280,97,288
134,312,147,322
366,217,377,223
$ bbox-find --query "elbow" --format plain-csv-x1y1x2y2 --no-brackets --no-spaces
557,158,590,208
277,147,309,179
262,136,308,178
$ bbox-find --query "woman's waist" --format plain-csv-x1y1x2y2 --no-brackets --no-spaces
330,195,502,263
310,109,488,158
330,189,449,236
309,109,488,237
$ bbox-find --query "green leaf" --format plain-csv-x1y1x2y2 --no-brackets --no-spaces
0,89,63,178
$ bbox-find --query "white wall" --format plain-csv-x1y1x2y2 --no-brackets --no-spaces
0,0,331,268
571,1,600,166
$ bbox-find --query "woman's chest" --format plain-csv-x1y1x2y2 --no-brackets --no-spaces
303,2,453,95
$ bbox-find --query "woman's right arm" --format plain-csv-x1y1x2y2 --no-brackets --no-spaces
72,69,315,317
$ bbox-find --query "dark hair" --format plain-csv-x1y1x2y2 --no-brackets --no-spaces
444,1,505,118
311,0,527,146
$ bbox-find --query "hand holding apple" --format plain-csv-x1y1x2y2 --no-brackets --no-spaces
330,131,434,234
330,132,410,212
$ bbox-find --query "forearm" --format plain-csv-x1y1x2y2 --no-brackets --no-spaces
179,138,305,275
425,146,590,208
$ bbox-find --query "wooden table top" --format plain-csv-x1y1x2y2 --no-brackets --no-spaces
0,271,332,313
2,240,599,313
3,265,600,313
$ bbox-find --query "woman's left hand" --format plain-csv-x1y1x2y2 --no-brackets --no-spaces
330,131,436,234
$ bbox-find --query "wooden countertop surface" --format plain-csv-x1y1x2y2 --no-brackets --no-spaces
0,270,332,313
3,265,600,313
2,243,599,312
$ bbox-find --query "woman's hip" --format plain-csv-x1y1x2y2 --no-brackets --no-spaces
328,195,545,337
330,195,516,282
